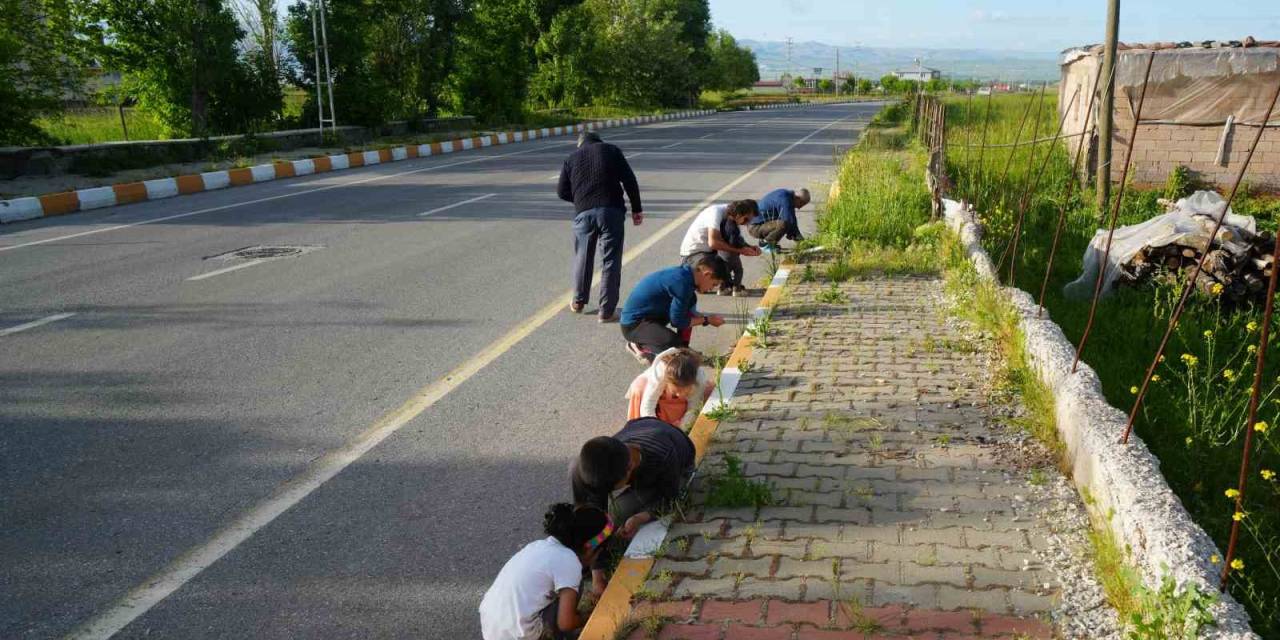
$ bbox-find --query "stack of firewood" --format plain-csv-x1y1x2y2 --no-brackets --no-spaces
1120,226,1277,303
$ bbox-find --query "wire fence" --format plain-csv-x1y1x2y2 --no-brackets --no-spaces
913,64,1280,608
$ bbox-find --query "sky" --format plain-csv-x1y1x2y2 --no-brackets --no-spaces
707,0,1280,52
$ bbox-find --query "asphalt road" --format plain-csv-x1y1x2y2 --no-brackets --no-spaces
0,103,879,639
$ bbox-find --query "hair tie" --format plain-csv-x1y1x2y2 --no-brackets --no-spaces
585,515,615,551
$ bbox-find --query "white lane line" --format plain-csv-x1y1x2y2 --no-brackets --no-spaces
628,152,649,159
547,173,561,181
0,142,571,255
417,193,496,217
0,312,76,337
186,259,269,282
660,141,683,149
62,110,858,640
698,132,716,139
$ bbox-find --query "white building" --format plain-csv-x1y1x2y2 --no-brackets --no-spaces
892,66,941,83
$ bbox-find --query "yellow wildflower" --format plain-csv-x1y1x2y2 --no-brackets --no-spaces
1210,554,1221,564
1130,386,1139,394
1204,330,1214,339
1185,437,1194,446
1247,321,1259,333
1248,345,1258,354
1224,369,1237,382
1232,558,1245,571
1159,355,1166,363
1181,353,1200,367
1261,469,1276,481
1152,374,1162,382
1211,283,1224,295
1256,421,1270,434
1225,488,1241,499
1233,511,1246,521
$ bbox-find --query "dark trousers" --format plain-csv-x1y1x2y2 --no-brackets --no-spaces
749,220,788,244
591,469,693,571
572,206,626,314
539,600,580,639
622,319,688,360
718,251,744,287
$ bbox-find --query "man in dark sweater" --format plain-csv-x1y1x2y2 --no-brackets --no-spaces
571,417,696,595
558,131,644,322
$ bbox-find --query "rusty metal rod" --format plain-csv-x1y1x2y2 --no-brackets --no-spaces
962,90,974,201
1038,62,1106,317
1221,220,1280,591
1072,51,1156,374
1122,74,1280,443
1006,85,1081,286
990,85,1042,215
973,89,994,212
995,83,1049,278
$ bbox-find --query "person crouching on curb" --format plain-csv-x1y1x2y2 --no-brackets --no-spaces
749,187,811,253
625,347,715,427
479,503,613,640
571,417,696,597
678,199,761,296
619,253,729,364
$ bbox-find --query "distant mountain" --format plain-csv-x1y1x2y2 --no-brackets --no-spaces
740,39,1062,83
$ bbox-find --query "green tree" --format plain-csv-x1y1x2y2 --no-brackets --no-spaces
925,77,946,92
878,74,900,94
585,0,691,108
448,0,541,123
286,0,464,125
840,76,856,94
817,78,833,93
647,0,710,105
704,29,758,92
793,76,806,89
530,4,597,108
856,78,872,93
93,0,279,136
0,0,92,145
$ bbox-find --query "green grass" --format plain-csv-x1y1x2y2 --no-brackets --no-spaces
942,92,1280,638
37,107,169,145
703,454,774,508
820,147,931,247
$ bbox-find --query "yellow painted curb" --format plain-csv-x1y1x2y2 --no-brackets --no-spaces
579,557,654,640
579,267,791,639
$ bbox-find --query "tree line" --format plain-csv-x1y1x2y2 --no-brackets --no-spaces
1,0,759,145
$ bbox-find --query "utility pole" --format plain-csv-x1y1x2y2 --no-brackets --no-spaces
786,36,794,78
835,48,841,94
311,0,337,143
1096,0,1120,210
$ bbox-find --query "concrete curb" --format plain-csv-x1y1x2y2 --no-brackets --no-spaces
0,110,722,224
578,267,792,640
941,198,1257,638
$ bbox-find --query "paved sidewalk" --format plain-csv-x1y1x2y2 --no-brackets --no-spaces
621,275,1105,639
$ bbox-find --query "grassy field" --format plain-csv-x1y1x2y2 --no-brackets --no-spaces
942,93,1280,638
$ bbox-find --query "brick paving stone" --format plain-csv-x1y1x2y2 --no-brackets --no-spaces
633,600,696,621
722,623,795,639
834,603,909,630
765,599,834,627
698,599,764,623
710,557,775,579
656,622,723,640
612,277,1102,640
903,609,979,633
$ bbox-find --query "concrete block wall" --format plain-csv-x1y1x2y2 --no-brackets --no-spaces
1107,116,1280,191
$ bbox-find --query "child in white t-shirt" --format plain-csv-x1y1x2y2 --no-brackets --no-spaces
479,504,613,640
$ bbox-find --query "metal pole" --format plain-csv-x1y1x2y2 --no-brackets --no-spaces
974,89,994,208
1005,85,1081,286
1038,62,1106,316
310,0,323,141
318,0,336,130
1122,76,1280,444
1096,0,1120,211
995,83,1047,276
1072,51,1155,374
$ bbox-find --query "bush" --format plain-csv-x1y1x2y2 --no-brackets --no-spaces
820,149,930,247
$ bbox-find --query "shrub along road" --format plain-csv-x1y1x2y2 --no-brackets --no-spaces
0,103,880,639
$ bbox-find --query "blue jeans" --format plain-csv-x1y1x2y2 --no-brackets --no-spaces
572,206,626,314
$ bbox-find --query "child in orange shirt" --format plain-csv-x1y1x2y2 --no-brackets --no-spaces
625,347,715,427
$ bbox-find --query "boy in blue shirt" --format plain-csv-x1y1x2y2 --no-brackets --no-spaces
619,254,729,363
749,187,811,253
